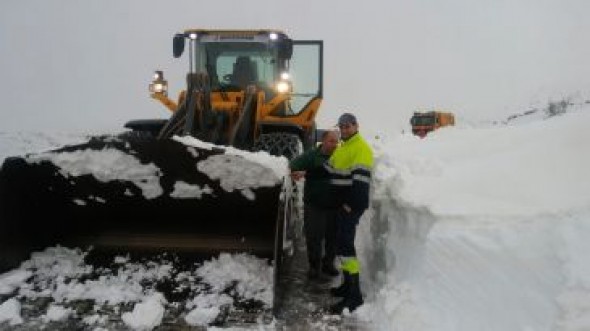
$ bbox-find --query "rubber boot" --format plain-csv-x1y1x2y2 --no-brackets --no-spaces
329,271,351,297
329,273,363,314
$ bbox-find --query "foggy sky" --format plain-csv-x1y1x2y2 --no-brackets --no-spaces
1,0,589,134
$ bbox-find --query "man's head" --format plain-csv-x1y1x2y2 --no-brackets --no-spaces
320,130,339,155
337,112,359,140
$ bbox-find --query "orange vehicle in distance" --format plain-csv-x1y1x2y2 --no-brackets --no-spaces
410,111,455,138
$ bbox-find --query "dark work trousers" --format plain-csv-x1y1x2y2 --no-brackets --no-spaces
335,209,363,257
303,204,337,267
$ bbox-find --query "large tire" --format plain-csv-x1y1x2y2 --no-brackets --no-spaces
253,132,305,239
253,132,303,160
253,132,303,232
257,133,305,314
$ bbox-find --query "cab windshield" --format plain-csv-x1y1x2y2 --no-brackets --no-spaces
197,42,280,91
411,115,436,126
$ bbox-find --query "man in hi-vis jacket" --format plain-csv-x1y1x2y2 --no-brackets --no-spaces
325,112,374,314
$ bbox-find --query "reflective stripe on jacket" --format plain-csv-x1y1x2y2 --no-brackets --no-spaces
324,132,374,212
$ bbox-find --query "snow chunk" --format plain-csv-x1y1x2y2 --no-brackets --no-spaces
51,275,145,305
42,304,73,322
20,246,91,280
186,146,199,158
170,181,213,199
0,269,32,295
73,198,87,206
197,154,281,197
122,293,166,331
173,135,289,180
240,188,255,200
184,293,233,326
185,306,221,327
196,253,273,306
50,260,173,305
82,313,108,326
114,255,130,264
0,298,23,326
27,148,163,199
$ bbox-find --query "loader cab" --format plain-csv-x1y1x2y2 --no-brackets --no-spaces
176,30,290,95
172,30,322,116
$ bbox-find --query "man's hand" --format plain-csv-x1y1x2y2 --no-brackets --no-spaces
290,171,306,181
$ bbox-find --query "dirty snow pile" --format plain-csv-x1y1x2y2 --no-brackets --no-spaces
356,103,590,331
0,247,273,330
8,133,288,202
28,148,165,199
173,135,288,181
174,135,289,196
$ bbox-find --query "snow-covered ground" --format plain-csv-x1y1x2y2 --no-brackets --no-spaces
1,101,589,330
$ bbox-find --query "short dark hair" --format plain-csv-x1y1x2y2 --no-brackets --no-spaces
321,129,338,140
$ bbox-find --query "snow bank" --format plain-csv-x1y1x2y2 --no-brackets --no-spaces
357,105,590,330
384,108,590,216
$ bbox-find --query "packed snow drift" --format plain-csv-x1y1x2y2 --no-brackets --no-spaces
356,100,590,331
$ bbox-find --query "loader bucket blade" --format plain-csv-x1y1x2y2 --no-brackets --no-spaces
0,132,287,272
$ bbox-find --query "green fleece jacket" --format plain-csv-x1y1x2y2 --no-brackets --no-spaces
289,146,338,209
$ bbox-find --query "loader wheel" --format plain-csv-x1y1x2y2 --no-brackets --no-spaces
253,132,303,160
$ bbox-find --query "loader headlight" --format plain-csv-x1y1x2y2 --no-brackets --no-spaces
149,70,168,95
188,33,198,40
280,72,290,80
151,83,166,93
276,80,291,94
269,32,279,41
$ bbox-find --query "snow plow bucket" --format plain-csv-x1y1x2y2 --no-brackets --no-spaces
0,132,292,273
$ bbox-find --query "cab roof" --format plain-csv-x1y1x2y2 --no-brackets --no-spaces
183,29,287,39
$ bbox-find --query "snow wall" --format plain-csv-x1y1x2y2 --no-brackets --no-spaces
356,103,590,331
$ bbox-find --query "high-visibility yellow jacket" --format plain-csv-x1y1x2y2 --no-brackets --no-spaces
324,132,374,212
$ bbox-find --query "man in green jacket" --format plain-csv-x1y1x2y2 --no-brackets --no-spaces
325,112,374,314
289,130,340,280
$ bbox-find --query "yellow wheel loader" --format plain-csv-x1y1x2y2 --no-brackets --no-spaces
0,30,323,313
